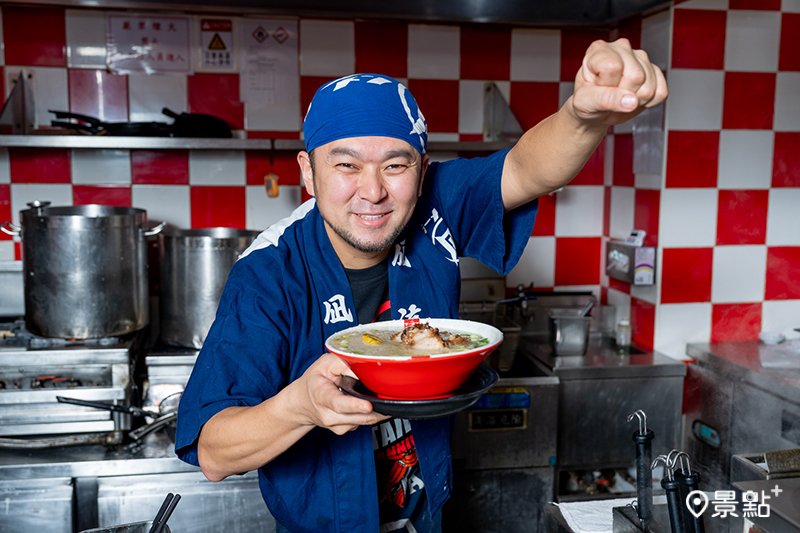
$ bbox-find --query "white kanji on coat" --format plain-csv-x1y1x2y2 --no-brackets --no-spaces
323,294,353,324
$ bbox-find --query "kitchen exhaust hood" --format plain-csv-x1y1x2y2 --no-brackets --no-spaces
38,0,672,26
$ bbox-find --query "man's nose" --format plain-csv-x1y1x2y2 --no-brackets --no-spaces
357,167,386,203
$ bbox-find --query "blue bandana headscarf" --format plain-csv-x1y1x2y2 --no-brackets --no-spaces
303,74,428,155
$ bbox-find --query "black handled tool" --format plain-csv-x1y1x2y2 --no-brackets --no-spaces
56,396,149,417
628,409,655,522
148,492,181,533
674,452,705,533
653,454,687,533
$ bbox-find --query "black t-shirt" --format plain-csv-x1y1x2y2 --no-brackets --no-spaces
344,258,437,531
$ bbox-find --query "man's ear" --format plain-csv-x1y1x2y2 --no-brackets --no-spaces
297,151,315,197
418,155,430,197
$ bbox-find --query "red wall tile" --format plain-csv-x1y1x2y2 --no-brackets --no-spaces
613,134,634,187
571,139,605,186
631,296,655,349
9,148,71,183
661,248,713,304
711,303,762,343
187,73,244,130
634,189,660,247
772,132,800,187
407,79,460,133
616,18,642,51
672,10,727,70
460,25,511,81
666,131,719,188
603,186,611,237
69,70,129,123
246,131,301,140
459,134,484,142
246,150,301,186
729,0,780,9
531,193,555,236
355,21,408,79
131,150,189,185
716,190,768,245
555,237,601,286
2,6,66,67
601,286,608,305
765,247,800,300
300,76,337,125
779,14,800,72
609,277,630,294
73,185,132,207
0,185,10,241
723,72,776,130
191,186,246,228
509,81,560,132
560,29,610,82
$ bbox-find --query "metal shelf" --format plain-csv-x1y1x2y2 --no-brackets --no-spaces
0,135,514,152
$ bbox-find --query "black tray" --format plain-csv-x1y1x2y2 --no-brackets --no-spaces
338,365,499,419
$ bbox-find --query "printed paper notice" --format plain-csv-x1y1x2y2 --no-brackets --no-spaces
107,14,192,74
239,19,298,105
200,18,235,71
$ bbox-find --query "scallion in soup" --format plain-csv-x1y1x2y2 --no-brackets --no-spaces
331,322,489,356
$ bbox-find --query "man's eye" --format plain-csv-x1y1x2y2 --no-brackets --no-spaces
386,164,407,171
337,163,356,169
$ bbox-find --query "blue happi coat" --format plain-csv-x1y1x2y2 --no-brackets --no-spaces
175,149,538,532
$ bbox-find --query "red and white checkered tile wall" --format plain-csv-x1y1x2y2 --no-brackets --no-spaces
0,2,797,358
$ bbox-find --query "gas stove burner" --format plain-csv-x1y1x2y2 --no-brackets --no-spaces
0,319,122,348
30,375,87,389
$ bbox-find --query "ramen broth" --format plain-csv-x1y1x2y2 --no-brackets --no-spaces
330,327,489,356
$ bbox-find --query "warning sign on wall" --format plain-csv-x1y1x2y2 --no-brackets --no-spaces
199,18,236,72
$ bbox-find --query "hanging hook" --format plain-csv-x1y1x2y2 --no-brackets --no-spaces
627,409,647,435
652,454,673,481
673,451,692,476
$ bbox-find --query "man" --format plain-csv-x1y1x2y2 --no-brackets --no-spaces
175,38,667,532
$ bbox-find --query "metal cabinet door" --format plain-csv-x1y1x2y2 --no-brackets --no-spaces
0,477,72,533
96,471,274,533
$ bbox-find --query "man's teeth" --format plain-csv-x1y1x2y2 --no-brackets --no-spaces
358,214,383,220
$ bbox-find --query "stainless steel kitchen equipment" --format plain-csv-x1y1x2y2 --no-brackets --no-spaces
159,227,260,349
684,341,800,495
0,260,24,317
0,318,137,442
1,201,163,339
547,308,592,356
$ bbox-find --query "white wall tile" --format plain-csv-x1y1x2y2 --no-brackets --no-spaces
774,73,800,131
131,185,190,228
610,186,635,240
635,173,662,189
4,67,69,129
641,9,671,72
0,242,14,261
665,69,724,131
507,236,555,288
459,80,485,135
655,303,712,361
510,29,560,82
614,119,634,135
607,287,632,325
717,130,773,189
724,11,781,72
10,184,72,225
427,150,459,163
604,135,614,186
0,148,9,184
661,188,718,247
66,9,107,69
245,102,301,131
766,188,800,246
70,150,131,184
762,300,800,339
188,151,246,185
558,81,573,109
129,74,187,122
407,24,459,80
784,0,800,13
674,0,729,8
427,133,459,142
554,186,604,237
298,20,354,77
711,245,767,303
246,185,302,231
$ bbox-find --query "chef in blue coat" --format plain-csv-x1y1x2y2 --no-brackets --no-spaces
175,38,667,533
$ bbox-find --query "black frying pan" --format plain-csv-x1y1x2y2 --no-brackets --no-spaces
50,110,171,137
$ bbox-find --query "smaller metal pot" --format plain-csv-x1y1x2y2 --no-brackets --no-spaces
159,228,260,349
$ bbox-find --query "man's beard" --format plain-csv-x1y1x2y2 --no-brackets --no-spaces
323,215,407,253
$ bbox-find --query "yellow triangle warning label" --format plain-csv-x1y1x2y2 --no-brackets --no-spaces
208,33,226,51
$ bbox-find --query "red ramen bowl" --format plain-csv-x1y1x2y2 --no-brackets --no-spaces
325,318,503,399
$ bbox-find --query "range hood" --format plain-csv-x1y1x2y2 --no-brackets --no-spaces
41,0,672,26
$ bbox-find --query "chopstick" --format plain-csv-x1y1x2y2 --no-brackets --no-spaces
152,493,181,533
148,493,180,533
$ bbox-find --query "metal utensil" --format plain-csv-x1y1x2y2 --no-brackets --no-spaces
653,453,686,533
56,396,150,417
150,493,180,533
628,409,654,522
673,452,705,533
580,299,594,316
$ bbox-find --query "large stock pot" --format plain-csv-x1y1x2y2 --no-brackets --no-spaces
1,201,163,339
159,228,260,349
